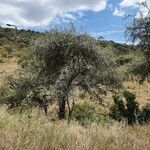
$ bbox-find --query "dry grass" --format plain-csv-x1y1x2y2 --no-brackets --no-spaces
0,106,149,150
0,57,19,85
124,80,150,106
0,56,150,150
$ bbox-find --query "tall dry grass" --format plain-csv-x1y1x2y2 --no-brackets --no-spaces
0,106,149,150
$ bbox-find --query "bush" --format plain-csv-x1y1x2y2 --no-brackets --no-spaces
116,55,132,66
18,48,36,70
72,101,110,126
0,51,7,58
4,45,13,54
109,96,126,122
123,91,139,125
128,52,150,83
18,42,27,48
139,104,150,124
110,91,150,125
0,73,48,114
0,30,5,38
0,47,7,62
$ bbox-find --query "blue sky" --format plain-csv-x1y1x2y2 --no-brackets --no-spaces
0,0,149,43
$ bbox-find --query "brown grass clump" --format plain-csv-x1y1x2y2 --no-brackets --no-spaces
0,107,149,150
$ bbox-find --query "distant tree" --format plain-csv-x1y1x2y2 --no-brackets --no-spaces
98,36,105,40
34,29,121,119
126,1,150,82
6,24,17,29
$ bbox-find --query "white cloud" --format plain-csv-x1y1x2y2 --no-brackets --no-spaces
113,8,125,17
119,0,150,7
115,0,150,18
0,0,107,27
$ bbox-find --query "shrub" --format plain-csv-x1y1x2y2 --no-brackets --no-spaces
0,47,7,62
18,48,36,70
123,91,139,125
72,101,95,125
109,96,126,122
4,45,13,54
110,91,150,125
0,73,48,115
18,42,26,48
0,51,7,58
116,55,132,66
0,30,5,38
139,104,150,124
72,101,110,126
128,52,150,83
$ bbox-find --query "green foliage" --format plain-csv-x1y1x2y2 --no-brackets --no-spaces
139,104,150,123
116,55,132,66
34,29,122,88
4,44,13,54
128,52,150,83
72,101,110,126
0,26,40,54
0,47,7,62
123,91,139,125
18,48,37,70
126,2,150,81
33,29,122,119
18,42,27,48
110,91,139,125
110,96,127,122
110,91,150,125
0,28,6,38
0,45,14,62
0,72,48,114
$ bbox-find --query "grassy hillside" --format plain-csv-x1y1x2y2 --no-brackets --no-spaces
0,27,149,149
0,26,149,104
1,26,149,104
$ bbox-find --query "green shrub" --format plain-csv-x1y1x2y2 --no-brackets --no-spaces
0,51,7,58
0,47,7,62
18,42,26,48
123,91,139,125
110,91,139,125
109,96,126,122
4,45,13,54
0,37,10,46
116,55,132,65
0,28,6,38
0,57,3,63
18,48,36,70
128,51,149,83
72,101,110,126
110,91,150,125
0,73,48,115
139,104,150,124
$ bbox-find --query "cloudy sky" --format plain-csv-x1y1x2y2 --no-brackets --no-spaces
0,0,149,43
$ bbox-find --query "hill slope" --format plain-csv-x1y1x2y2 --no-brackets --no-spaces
0,26,149,105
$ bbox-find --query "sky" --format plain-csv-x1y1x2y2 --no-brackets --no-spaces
0,0,149,43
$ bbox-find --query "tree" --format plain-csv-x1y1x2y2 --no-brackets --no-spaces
126,1,150,82
34,29,121,119
126,2,150,47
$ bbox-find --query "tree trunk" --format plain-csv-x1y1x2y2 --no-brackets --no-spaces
58,96,66,119
55,64,80,119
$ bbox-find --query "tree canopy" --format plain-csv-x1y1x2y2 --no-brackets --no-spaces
33,30,121,119
126,2,150,82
